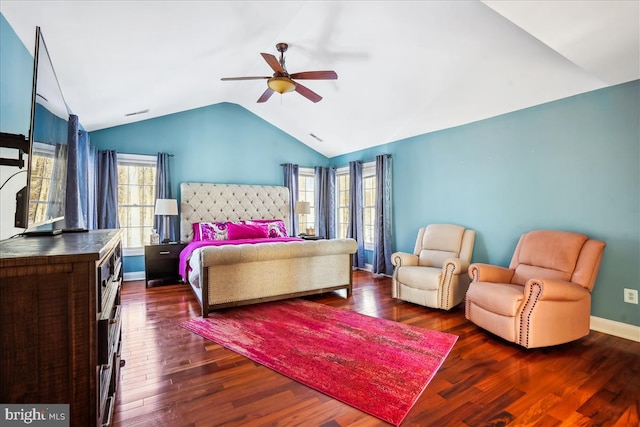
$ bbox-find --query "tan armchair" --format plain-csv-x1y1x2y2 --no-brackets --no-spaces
391,224,475,310
465,230,606,348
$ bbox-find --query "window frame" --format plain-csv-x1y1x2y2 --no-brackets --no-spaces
335,166,349,239
117,153,157,256
334,162,376,250
361,162,376,251
28,142,57,225
297,167,315,235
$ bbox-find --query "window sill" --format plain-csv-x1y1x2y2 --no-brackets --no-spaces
123,247,144,257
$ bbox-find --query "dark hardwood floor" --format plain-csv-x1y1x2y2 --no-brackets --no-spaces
113,271,639,427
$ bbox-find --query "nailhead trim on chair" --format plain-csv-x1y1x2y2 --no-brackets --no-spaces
470,267,478,282
391,254,403,298
519,282,543,348
440,262,456,309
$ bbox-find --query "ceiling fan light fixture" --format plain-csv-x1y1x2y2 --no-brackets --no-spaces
222,43,335,103
268,76,296,94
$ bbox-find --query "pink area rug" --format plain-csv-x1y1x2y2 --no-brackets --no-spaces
180,299,457,426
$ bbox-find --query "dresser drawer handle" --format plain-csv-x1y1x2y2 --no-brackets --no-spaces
159,251,170,255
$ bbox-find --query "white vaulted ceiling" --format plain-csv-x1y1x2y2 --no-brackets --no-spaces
1,1,638,157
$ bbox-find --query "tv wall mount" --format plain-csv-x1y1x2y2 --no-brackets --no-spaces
0,132,29,169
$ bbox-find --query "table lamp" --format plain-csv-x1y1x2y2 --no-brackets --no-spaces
154,198,178,243
294,201,311,236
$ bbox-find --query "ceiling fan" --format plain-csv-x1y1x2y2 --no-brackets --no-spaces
221,43,338,103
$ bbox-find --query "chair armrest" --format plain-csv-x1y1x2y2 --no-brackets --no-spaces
391,252,418,267
443,257,470,275
525,278,590,302
468,263,515,283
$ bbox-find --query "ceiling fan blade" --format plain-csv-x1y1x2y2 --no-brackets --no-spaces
257,87,275,103
290,71,338,80
294,83,323,103
261,53,284,74
221,76,270,81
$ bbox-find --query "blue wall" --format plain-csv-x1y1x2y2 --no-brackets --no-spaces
33,103,67,144
331,81,640,327
90,103,329,272
90,103,329,195
0,14,32,135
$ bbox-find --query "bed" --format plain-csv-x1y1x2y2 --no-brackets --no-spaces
179,182,358,317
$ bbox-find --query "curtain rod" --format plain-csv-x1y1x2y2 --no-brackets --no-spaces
281,155,390,169
279,163,335,169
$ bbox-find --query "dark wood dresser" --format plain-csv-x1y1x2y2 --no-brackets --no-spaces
0,229,123,427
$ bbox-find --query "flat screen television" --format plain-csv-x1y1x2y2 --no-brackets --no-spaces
14,27,70,233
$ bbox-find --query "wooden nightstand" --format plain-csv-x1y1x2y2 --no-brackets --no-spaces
144,242,187,288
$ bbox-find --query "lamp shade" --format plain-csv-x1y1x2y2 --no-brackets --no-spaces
154,198,178,216
294,201,311,215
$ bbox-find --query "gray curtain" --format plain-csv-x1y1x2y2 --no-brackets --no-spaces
283,163,299,236
347,161,365,268
373,154,393,275
154,152,175,242
65,115,89,229
314,166,336,239
96,150,119,229
87,144,97,229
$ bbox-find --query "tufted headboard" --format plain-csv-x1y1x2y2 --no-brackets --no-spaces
180,183,291,242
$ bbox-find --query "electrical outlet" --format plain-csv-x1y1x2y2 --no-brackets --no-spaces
623,288,638,304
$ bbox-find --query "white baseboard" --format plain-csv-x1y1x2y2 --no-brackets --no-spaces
123,271,145,282
591,316,640,342
357,265,393,278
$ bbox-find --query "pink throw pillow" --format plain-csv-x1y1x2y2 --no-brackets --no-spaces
227,222,269,240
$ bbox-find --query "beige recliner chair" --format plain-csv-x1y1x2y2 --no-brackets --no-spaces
391,224,475,310
465,230,606,348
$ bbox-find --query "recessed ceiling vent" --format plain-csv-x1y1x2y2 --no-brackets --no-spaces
309,133,323,142
124,109,149,117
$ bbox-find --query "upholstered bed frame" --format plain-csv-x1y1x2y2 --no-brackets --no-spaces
180,183,358,317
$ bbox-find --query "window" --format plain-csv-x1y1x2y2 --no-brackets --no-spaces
335,162,376,249
28,142,57,225
297,168,315,235
362,163,376,250
336,168,349,239
117,154,156,254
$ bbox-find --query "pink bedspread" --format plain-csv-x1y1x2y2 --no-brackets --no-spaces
179,237,303,281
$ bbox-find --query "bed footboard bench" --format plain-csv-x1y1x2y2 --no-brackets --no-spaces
198,238,358,316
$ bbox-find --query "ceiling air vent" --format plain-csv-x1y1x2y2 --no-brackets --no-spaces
309,133,323,142
124,109,149,117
